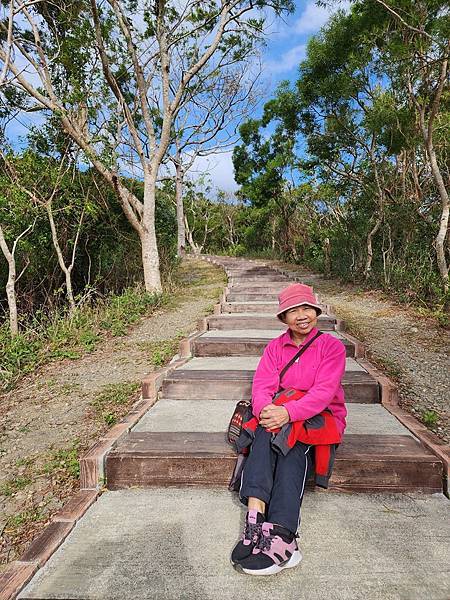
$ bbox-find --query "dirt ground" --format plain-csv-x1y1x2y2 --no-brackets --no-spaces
0,258,226,567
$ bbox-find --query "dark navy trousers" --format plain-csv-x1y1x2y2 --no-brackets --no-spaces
239,425,313,535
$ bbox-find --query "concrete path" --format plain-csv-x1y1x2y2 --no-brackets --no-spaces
19,488,450,600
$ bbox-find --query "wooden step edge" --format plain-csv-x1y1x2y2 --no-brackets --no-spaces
339,331,365,358
108,432,440,461
165,368,377,381
0,562,38,600
210,312,336,320
79,362,194,491
191,338,356,359
359,358,450,497
105,433,443,493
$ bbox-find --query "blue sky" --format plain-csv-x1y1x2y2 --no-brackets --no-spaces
199,0,351,192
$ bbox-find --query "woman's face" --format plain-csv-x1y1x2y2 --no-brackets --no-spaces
282,305,319,340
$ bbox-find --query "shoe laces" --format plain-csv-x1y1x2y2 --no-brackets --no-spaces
256,527,296,552
255,529,274,552
244,520,262,543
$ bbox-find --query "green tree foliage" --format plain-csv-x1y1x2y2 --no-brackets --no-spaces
231,0,449,308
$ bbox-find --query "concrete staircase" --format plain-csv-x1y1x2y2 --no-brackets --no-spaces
11,256,449,600
105,257,443,494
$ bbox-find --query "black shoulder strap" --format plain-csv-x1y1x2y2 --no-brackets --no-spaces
278,330,323,388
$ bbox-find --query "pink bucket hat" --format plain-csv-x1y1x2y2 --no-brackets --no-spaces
276,283,322,319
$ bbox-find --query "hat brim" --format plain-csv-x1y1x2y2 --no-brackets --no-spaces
276,301,322,319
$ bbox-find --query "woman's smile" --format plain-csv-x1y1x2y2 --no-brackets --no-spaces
282,305,319,342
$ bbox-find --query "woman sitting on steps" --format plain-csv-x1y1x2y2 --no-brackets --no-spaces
231,283,347,576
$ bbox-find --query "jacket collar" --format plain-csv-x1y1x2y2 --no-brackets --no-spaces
280,326,320,348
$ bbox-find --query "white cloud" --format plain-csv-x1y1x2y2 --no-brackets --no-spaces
190,151,239,193
294,2,330,34
264,44,307,75
294,0,352,34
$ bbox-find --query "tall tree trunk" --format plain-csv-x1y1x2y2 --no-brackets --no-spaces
0,225,19,336
184,215,202,255
323,237,331,275
141,172,162,292
46,201,77,314
175,161,186,256
423,137,449,291
409,52,449,292
364,215,382,280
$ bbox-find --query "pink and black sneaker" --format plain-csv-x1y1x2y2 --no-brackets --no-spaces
237,522,302,576
230,509,264,565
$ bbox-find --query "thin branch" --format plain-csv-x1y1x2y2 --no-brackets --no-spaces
372,0,433,40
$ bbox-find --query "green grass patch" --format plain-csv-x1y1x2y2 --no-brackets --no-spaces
422,410,439,427
0,476,32,497
370,356,403,380
0,285,165,392
6,507,45,530
42,441,81,480
59,382,81,396
91,381,140,426
15,456,36,468
139,337,183,368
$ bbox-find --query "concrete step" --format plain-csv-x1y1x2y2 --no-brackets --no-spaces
133,402,399,434
225,268,283,276
18,488,450,600
226,292,283,301
105,431,443,493
207,314,336,330
230,274,289,282
228,282,297,292
191,330,355,358
161,357,378,403
221,301,279,314
221,301,328,314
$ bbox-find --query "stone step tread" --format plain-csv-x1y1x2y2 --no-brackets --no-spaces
166,370,374,385
224,300,280,305
206,316,336,332
210,313,334,319
199,329,343,339
177,356,366,372
132,401,408,436
229,280,293,285
192,335,355,358
227,286,297,292
229,276,289,280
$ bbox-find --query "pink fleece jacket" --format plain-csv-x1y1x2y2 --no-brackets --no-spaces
252,327,347,435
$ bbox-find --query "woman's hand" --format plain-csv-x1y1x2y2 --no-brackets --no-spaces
259,404,290,430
